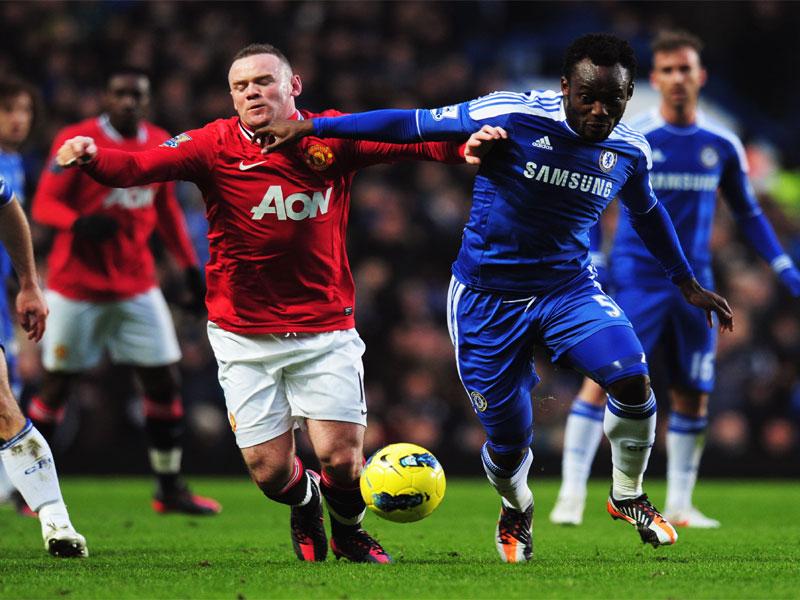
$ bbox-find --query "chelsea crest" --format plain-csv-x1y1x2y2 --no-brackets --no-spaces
599,150,618,173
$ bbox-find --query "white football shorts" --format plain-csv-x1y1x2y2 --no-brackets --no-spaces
42,288,182,371
206,323,367,449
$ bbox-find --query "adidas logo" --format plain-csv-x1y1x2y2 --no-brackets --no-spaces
652,148,666,162
532,136,553,150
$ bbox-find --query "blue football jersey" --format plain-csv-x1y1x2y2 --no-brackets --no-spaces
415,90,657,294
0,153,24,354
611,109,757,283
0,150,25,284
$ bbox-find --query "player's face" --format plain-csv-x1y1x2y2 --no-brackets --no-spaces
561,59,634,142
0,92,33,150
650,47,706,111
229,54,302,130
105,75,150,134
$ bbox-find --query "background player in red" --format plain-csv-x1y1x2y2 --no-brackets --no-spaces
54,43,470,563
31,66,220,516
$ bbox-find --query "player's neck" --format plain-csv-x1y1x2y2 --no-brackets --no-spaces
108,117,140,139
660,102,697,127
0,141,18,153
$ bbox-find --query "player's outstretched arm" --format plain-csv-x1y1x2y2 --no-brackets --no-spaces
255,107,476,153
677,277,734,332
0,184,47,342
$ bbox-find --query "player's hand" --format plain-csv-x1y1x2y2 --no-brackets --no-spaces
16,282,48,342
778,265,800,297
252,119,315,153
464,125,508,165
72,213,119,242
678,277,734,331
182,266,207,315
56,136,98,167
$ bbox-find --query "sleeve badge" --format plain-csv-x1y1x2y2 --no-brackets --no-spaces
160,132,193,148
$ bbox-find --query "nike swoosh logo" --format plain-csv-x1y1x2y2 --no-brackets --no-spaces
239,160,267,171
360,410,368,415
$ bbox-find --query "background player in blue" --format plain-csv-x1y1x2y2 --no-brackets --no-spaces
0,76,36,508
0,175,87,557
254,34,734,561
550,31,800,529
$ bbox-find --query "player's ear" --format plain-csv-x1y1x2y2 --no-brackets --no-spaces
627,79,635,100
560,76,569,96
698,67,708,88
290,73,302,98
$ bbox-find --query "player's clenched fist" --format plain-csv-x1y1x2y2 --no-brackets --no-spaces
56,136,98,167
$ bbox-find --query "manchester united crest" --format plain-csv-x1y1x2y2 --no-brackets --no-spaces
228,411,237,432
304,143,335,171
54,344,69,361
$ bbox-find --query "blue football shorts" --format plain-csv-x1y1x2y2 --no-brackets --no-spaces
447,269,648,454
611,275,717,393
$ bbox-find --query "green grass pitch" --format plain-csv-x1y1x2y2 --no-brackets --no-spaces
1,478,797,599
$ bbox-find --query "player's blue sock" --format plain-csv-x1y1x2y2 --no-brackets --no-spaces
603,390,657,500
481,444,533,511
559,398,604,500
320,469,365,537
665,411,707,512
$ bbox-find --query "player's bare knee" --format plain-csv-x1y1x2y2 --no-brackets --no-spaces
241,449,294,494
136,365,179,403
671,387,707,417
39,371,74,407
579,377,607,407
319,448,362,485
607,374,651,406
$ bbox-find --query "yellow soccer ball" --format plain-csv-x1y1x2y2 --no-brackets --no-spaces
360,443,446,523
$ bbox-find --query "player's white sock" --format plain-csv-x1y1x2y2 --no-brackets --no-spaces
558,398,604,500
149,448,182,476
0,420,66,512
0,460,15,503
604,391,657,500
481,443,533,511
665,412,707,512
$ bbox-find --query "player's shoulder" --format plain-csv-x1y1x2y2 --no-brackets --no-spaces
608,121,652,166
303,108,346,119
142,121,172,141
696,113,745,154
55,117,101,140
624,108,664,135
467,89,564,121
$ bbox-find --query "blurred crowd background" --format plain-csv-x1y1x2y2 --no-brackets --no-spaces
2,1,799,477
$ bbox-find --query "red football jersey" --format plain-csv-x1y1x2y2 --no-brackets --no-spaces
33,115,198,301
82,110,464,334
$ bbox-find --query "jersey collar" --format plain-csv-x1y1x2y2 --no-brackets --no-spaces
238,110,304,142
98,113,148,144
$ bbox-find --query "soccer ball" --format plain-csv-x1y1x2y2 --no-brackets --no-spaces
360,442,446,523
